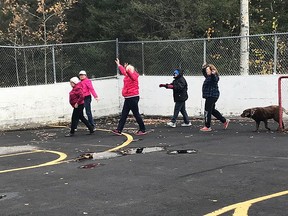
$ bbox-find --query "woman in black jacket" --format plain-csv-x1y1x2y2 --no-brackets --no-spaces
200,63,229,131
159,69,191,128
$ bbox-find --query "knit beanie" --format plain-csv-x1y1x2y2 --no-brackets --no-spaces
70,77,80,84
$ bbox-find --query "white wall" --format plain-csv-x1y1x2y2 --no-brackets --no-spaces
139,75,281,117
0,75,283,130
0,78,120,130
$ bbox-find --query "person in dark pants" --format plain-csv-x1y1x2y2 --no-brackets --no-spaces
200,63,230,132
65,77,94,137
159,69,191,128
78,70,99,130
112,58,147,136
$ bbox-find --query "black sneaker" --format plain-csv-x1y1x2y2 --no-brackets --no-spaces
111,129,122,136
87,130,95,135
65,133,74,137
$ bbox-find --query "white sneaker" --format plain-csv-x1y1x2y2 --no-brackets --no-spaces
181,122,192,127
167,122,176,128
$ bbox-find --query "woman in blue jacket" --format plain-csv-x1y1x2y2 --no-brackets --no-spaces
201,64,229,131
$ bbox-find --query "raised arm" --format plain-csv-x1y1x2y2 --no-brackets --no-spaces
202,63,208,78
115,58,127,76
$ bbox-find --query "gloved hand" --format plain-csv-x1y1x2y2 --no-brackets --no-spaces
159,84,167,88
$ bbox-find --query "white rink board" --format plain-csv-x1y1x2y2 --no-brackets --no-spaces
0,75,286,130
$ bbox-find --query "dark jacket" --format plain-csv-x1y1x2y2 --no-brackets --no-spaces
172,72,188,102
202,68,220,99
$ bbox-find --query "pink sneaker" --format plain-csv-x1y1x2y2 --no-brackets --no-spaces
111,129,122,136
223,119,230,129
135,130,147,135
200,126,212,132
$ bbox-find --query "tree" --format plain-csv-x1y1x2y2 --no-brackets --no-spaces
1,0,31,85
240,0,249,75
0,0,77,85
250,0,288,33
28,0,78,83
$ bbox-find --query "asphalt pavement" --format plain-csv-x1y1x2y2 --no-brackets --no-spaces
0,118,288,216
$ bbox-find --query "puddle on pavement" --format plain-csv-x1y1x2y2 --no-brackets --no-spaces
92,151,123,160
75,147,197,163
167,149,198,154
121,147,165,155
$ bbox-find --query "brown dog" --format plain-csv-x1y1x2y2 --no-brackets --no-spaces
241,105,288,131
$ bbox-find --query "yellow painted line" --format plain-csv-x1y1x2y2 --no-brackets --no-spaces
0,127,133,174
0,150,41,158
95,128,134,152
0,150,67,174
107,132,133,152
47,126,134,152
204,190,288,216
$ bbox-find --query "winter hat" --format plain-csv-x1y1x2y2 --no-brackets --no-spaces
173,69,180,76
70,77,80,84
79,70,87,75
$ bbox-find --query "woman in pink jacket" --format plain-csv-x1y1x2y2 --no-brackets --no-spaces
112,58,147,135
66,77,94,137
78,70,99,130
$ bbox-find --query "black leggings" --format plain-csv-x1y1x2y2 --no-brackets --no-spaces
204,97,226,128
117,96,146,132
70,104,93,134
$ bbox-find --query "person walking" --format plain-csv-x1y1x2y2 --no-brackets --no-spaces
112,58,147,135
65,77,94,137
78,70,99,130
159,69,191,128
200,63,229,132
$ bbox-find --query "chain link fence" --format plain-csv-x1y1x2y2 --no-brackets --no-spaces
0,40,117,87
119,33,288,76
1,33,288,87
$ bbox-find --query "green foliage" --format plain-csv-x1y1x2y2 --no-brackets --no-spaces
250,0,288,33
2,0,287,43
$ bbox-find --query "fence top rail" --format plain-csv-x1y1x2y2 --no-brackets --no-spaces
0,39,117,49
118,32,288,44
0,32,288,48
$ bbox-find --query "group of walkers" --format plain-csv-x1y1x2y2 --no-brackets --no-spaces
66,59,229,137
160,63,229,132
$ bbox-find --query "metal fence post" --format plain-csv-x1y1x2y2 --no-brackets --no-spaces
142,42,145,76
52,45,57,83
273,33,278,75
116,38,119,75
